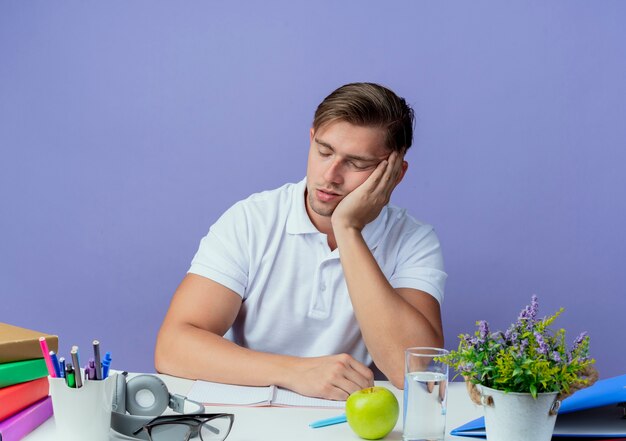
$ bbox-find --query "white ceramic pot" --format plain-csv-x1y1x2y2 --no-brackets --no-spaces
480,385,560,441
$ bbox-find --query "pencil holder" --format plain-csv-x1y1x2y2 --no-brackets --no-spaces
49,372,117,441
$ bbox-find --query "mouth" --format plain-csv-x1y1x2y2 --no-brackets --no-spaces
316,188,341,202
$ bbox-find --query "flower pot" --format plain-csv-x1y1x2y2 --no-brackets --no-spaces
479,385,560,441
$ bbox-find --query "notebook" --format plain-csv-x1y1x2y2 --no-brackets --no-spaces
187,380,345,408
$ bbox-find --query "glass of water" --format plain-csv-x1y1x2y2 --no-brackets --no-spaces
403,347,449,441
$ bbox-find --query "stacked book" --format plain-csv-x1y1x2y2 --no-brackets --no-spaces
0,323,57,441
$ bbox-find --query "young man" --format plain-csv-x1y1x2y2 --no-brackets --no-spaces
155,83,446,400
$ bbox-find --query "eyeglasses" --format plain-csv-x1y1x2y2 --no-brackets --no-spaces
133,413,235,441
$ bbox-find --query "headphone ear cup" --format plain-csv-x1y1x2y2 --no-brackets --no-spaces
112,372,127,413
125,375,170,416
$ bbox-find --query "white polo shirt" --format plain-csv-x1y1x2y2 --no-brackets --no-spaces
188,178,447,366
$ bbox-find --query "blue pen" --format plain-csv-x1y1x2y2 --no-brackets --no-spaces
102,352,112,379
59,357,66,378
49,351,62,378
309,414,347,428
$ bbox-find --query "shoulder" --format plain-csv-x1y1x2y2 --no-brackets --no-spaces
384,204,436,241
239,180,301,209
214,180,303,231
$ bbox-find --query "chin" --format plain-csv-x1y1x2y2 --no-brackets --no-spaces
312,201,336,218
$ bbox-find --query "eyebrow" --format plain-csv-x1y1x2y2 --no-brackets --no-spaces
314,138,380,163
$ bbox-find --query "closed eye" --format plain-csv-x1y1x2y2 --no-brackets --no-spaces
350,161,375,170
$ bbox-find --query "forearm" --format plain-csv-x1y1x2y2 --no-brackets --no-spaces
155,321,373,399
335,226,443,388
155,321,299,389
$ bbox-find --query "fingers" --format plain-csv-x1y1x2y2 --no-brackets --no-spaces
362,152,402,206
381,151,404,190
347,357,375,388
327,355,375,400
305,354,375,401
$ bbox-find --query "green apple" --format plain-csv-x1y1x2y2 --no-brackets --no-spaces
345,386,399,440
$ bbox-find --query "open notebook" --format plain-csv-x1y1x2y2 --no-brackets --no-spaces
187,380,346,408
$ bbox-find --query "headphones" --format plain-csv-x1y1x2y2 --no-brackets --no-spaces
111,372,205,440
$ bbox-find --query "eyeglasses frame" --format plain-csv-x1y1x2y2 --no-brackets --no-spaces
133,413,235,441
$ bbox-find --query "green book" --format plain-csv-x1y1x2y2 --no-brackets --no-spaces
0,358,48,388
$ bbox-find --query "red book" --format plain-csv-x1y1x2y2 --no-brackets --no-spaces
0,377,49,421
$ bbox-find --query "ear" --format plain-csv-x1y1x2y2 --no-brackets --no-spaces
396,160,408,186
310,127,315,142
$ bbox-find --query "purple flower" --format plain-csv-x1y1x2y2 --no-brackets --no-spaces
571,332,590,362
551,351,561,363
478,321,489,342
504,328,511,341
530,295,539,319
519,338,529,356
460,362,474,372
573,332,588,349
518,295,540,329
534,331,548,355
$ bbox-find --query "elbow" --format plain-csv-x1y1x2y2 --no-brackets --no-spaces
154,346,167,374
154,338,166,374
383,363,406,390
154,327,175,375
389,373,405,390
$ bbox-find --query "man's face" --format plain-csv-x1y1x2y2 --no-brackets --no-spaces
305,120,391,220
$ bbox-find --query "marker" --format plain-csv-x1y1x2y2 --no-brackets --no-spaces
309,414,347,428
65,364,76,388
59,357,66,378
70,348,83,388
38,337,56,377
87,358,96,380
102,352,112,379
49,351,61,378
93,340,102,380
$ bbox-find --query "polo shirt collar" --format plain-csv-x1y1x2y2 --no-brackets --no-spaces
286,178,319,235
287,178,389,250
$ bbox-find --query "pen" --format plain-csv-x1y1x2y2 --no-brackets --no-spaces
49,351,61,378
309,413,347,428
93,340,102,380
65,364,76,388
59,357,66,378
102,352,112,379
71,345,81,369
71,348,83,388
38,337,56,377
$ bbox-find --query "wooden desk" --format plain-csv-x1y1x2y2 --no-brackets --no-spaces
23,374,482,440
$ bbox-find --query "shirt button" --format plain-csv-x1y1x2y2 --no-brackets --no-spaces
320,284,326,291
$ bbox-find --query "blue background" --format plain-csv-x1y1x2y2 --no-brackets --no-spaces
1,1,624,378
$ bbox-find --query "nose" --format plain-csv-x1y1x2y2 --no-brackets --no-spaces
323,159,344,185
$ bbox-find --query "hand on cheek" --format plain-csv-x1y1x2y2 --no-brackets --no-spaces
332,152,405,232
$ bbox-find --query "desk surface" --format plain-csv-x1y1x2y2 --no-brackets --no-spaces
24,374,482,441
